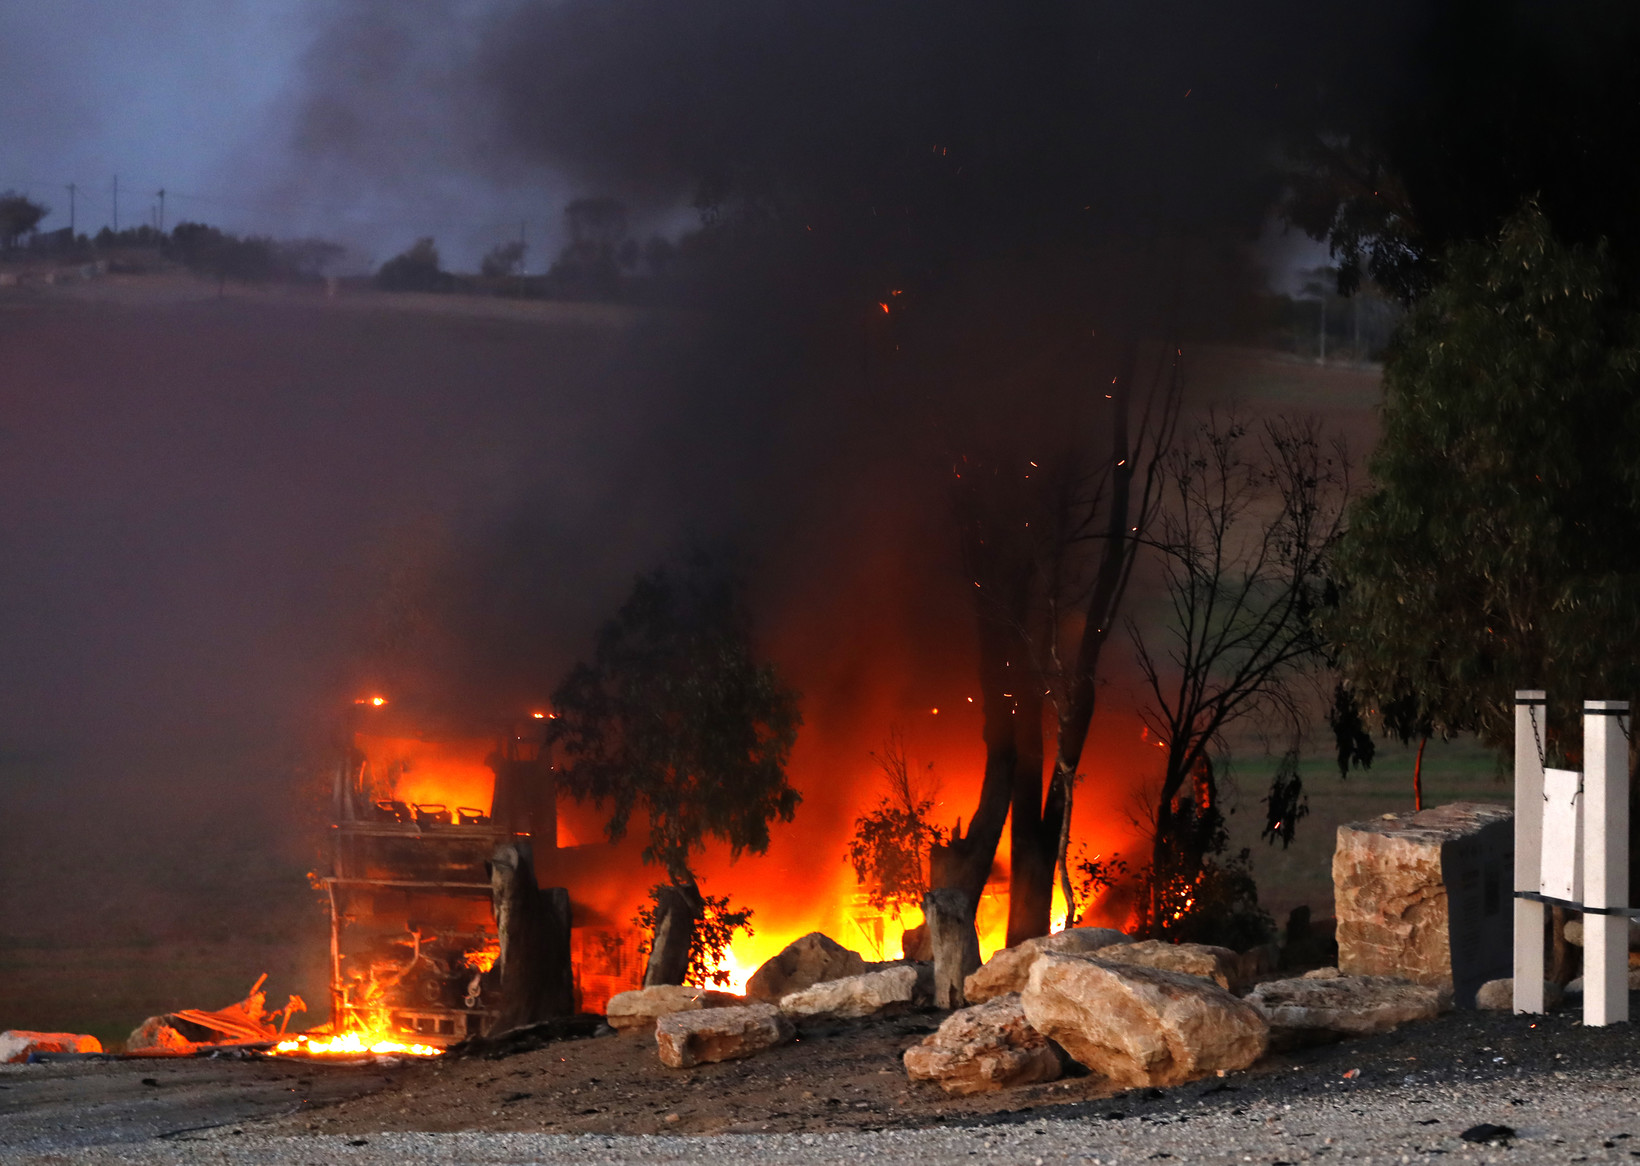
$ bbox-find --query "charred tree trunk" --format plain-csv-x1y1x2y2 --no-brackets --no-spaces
924,888,982,1009
642,879,704,987
1006,682,1051,947
490,841,575,1031
1048,343,1147,916
929,525,1032,909
1412,734,1427,811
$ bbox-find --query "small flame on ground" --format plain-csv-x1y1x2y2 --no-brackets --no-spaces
273,1031,442,1058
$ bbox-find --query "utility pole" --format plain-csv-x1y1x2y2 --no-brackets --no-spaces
66,183,76,234
112,174,118,232
156,189,165,234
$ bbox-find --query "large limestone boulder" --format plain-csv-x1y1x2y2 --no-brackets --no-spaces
902,993,1062,1095
606,984,743,1032
1244,970,1444,1047
779,964,926,1019
965,927,1132,1003
1333,802,1513,1008
744,932,867,1001
1021,952,1268,1088
1092,939,1240,991
654,1002,794,1068
0,1031,102,1063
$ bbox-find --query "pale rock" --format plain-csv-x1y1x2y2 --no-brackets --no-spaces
1091,939,1241,991
902,993,1062,1095
1333,801,1513,1008
1564,967,1640,993
1245,973,1443,1047
1475,978,1564,1011
0,1031,102,1063
1021,952,1268,1088
606,984,742,1032
1562,919,1640,949
126,1017,194,1053
744,932,866,1001
654,1002,794,1068
964,927,1132,1003
779,965,925,1019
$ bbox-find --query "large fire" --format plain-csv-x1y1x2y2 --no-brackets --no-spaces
271,687,1149,1056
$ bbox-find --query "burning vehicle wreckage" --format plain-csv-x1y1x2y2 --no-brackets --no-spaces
92,708,636,1064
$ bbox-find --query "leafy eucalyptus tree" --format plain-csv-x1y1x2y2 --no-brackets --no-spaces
548,554,802,985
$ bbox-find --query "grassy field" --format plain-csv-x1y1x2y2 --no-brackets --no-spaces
1221,733,1508,928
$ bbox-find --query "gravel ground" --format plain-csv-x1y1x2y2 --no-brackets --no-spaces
8,1006,1640,1164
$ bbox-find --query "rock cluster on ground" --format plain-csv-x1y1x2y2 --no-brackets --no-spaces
902,993,1062,1095
1244,967,1444,1047
654,1002,794,1068
779,964,928,1019
0,1030,101,1063
745,933,867,1001
1021,951,1268,1088
963,927,1132,1003
605,985,743,1032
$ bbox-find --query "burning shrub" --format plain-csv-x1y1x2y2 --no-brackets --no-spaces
846,730,944,921
1135,793,1272,951
633,887,754,989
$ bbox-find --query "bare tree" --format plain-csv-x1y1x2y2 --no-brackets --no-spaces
1032,342,1180,935
932,340,1181,945
1129,414,1347,939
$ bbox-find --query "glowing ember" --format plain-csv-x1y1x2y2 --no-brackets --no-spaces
273,1032,442,1058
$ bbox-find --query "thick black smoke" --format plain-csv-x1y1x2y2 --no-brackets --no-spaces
271,0,1428,730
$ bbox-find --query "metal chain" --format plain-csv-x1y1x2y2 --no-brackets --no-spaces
1530,704,1546,769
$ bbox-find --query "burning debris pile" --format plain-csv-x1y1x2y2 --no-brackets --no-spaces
127,974,306,1055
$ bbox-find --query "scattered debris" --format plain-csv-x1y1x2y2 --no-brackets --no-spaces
1460,1123,1516,1145
0,1032,102,1064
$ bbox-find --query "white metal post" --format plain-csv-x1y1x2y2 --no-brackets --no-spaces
1514,690,1547,1013
1583,700,1629,1026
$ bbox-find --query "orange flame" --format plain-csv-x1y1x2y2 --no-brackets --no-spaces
273,1032,441,1058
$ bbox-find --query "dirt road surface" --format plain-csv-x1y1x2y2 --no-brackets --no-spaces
5,1004,1640,1164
